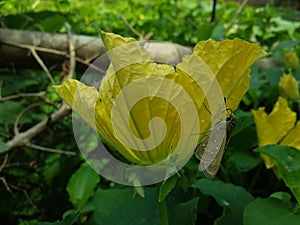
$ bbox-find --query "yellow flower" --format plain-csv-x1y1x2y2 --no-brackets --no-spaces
279,73,300,100
55,32,266,166
252,97,300,170
284,51,299,69
139,14,145,20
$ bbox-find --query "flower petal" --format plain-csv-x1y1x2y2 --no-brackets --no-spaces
279,73,300,100
281,121,300,149
252,107,277,146
253,98,296,146
253,97,297,170
54,79,99,130
268,97,296,141
194,38,267,111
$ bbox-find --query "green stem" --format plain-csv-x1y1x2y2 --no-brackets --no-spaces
158,198,169,225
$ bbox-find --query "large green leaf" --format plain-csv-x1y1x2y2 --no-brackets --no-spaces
255,145,300,203
169,197,199,225
66,163,100,209
193,179,254,225
82,187,159,225
244,197,300,225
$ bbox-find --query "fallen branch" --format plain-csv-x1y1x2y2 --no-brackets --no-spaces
0,28,192,72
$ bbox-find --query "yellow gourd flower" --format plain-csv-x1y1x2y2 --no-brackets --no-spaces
284,51,299,69
252,97,300,172
279,73,300,100
55,31,266,166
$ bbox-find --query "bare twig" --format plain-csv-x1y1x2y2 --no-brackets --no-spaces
1,41,106,74
29,47,55,84
120,14,153,41
5,101,71,151
120,14,143,38
9,184,37,208
65,23,76,80
0,154,8,172
14,102,43,135
226,0,249,31
0,177,12,193
0,91,46,102
26,143,76,156
144,32,154,41
186,17,198,28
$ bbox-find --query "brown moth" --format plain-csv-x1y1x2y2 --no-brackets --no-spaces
195,111,236,178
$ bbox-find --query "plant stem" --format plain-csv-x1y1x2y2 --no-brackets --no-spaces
158,198,169,225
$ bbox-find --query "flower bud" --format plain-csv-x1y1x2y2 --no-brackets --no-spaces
284,51,299,69
279,73,299,100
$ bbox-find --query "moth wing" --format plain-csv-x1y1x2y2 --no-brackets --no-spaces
197,120,227,178
200,135,227,178
195,136,208,160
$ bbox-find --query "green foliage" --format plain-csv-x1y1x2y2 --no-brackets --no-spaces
193,179,254,225
169,197,199,225
0,0,300,224
159,174,179,202
256,145,300,203
244,197,300,225
66,163,100,209
81,187,159,225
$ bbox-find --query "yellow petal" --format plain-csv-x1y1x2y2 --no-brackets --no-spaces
253,97,297,170
253,98,296,146
281,120,300,149
54,79,99,130
194,38,267,111
260,153,276,169
279,73,300,100
252,107,277,146
268,97,296,140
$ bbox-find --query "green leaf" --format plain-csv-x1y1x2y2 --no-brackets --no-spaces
193,179,254,225
36,210,79,225
0,140,9,153
255,145,300,203
270,192,292,207
82,187,159,225
40,14,66,32
211,24,225,40
159,174,178,202
0,101,24,124
169,197,199,225
43,154,61,184
66,163,100,209
225,110,261,173
244,198,300,225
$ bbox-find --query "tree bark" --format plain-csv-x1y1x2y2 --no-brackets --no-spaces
0,28,192,72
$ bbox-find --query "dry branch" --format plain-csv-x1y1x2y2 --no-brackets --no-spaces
0,28,192,71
